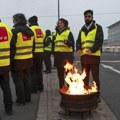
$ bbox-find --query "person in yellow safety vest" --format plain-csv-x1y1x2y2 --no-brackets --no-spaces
43,30,52,74
10,13,34,106
28,15,45,93
52,18,75,89
0,19,13,115
76,10,104,102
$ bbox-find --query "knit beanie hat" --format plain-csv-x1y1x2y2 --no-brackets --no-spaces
28,16,38,24
46,30,51,36
59,18,69,27
13,13,27,25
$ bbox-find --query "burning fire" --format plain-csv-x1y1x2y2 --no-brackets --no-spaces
64,62,97,95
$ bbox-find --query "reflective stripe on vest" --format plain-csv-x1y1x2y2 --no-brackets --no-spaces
54,30,73,52
81,24,101,56
14,33,34,59
0,23,12,66
30,26,44,52
44,36,52,51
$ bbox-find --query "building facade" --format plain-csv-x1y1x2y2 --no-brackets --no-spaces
103,21,120,52
107,21,120,46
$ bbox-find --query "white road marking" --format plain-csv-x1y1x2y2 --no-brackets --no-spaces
101,64,120,74
101,61,120,63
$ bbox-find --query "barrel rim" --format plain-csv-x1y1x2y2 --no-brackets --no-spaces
59,87,100,96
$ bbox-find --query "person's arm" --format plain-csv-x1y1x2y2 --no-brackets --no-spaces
76,30,82,52
90,24,104,53
10,32,17,62
44,37,52,47
51,32,56,54
32,37,35,53
64,32,74,47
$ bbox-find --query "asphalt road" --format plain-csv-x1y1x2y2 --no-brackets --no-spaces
100,52,120,120
74,52,120,120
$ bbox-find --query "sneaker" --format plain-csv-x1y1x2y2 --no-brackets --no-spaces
98,98,101,103
38,88,44,92
25,100,31,103
15,102,25,106
31,90,38,94
43,70,47,72
6,110,13,115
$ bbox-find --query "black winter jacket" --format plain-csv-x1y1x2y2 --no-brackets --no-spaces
10,23,34,71
76,21,104,64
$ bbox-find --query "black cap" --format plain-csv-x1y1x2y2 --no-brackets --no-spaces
28,16,38,24
46,30,51,36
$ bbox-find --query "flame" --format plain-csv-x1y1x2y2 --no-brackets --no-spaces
64,62,97,95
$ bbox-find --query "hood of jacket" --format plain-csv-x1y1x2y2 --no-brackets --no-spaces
12,23,34,37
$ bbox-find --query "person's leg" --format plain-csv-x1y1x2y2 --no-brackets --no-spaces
24,69,31,102
44,51,51,73
43,51,48,72
31,59,38,93
37,57,44,92
57,67,65,89
46,52,52,73
0,74,13,115
11,71,25,105
53,55,56,67
81,64,90,88
54,52,65,88
91,64,101,102
91,64,100,91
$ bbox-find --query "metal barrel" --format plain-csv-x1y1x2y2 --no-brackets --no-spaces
60,88,100,112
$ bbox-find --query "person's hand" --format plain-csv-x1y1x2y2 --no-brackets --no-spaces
76,50,82,55
64,40,68,44
86,49,92,55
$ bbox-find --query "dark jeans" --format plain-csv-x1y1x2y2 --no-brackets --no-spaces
81,64,100,90
31,57,44,92
44,51,51,72
11,69,31,103
54,52,74,89
0,73,13,112
57,67,65,89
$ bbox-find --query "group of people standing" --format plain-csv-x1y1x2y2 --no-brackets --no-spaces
0,13,46,116
53,9,104,93
0,9,104,116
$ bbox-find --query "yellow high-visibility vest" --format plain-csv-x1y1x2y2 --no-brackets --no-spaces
0,22,12,66
54,30,73,52
44,36,52,51
30,26,45,53
81,24,101,56
14,32,34,59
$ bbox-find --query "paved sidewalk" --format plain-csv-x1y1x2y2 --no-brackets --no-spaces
36,69,118,120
